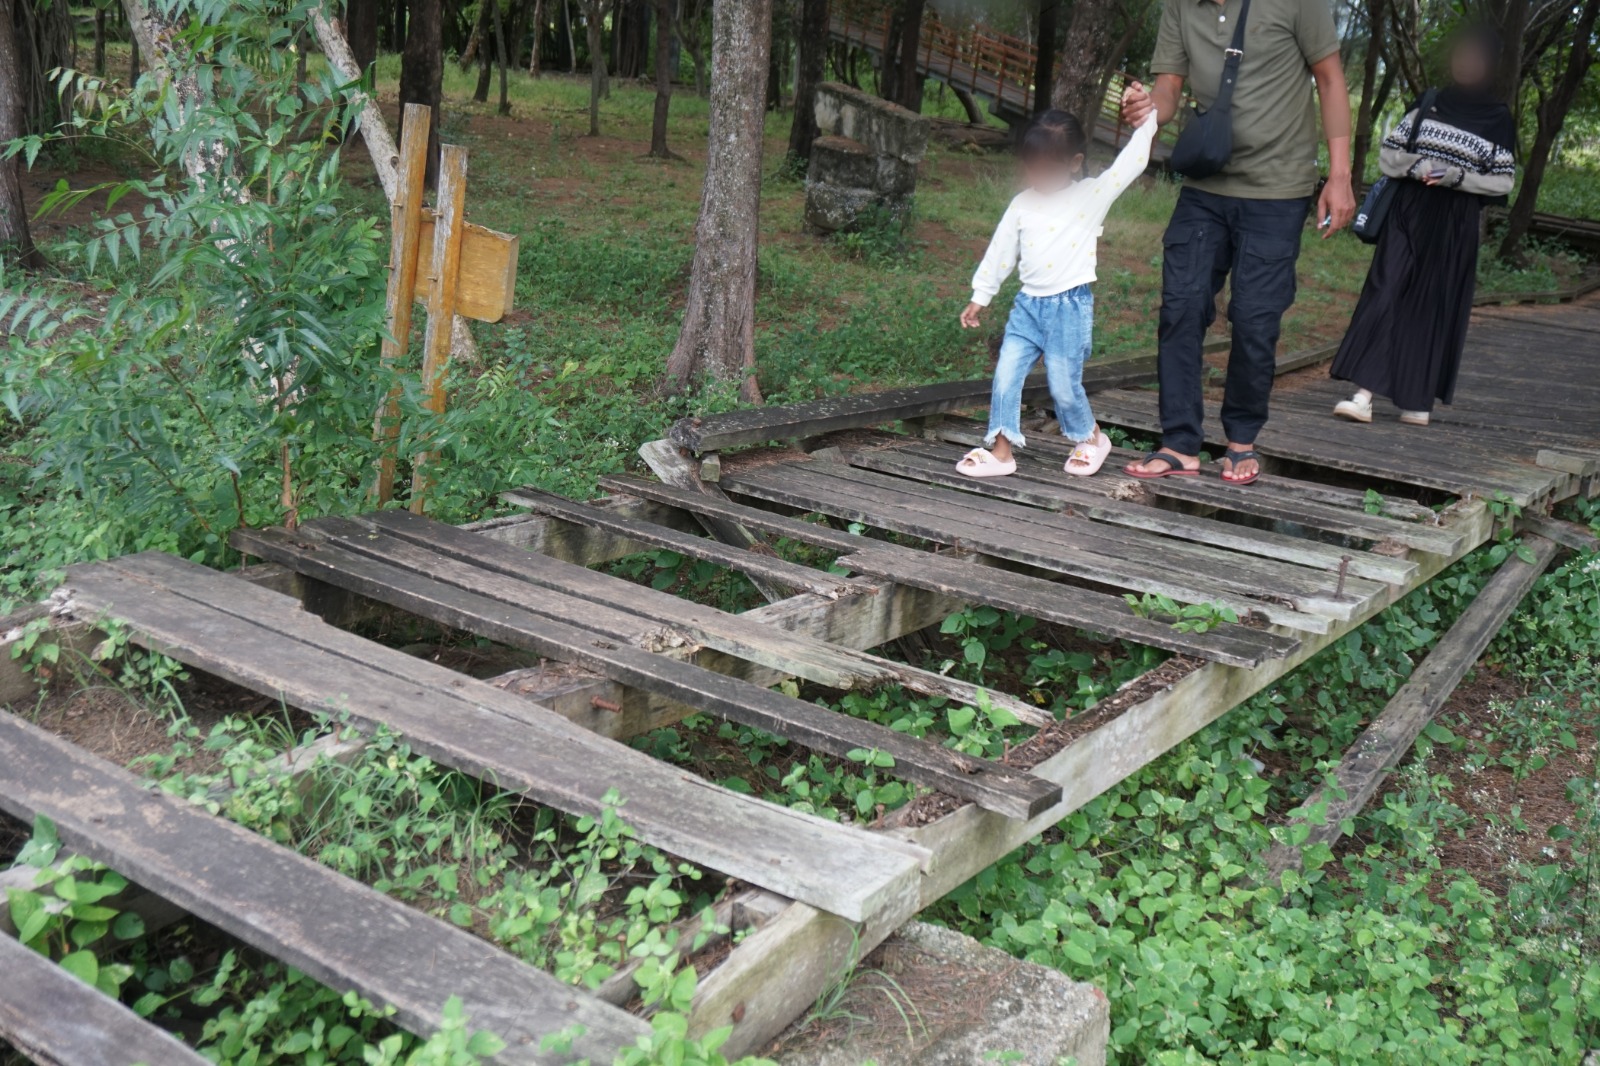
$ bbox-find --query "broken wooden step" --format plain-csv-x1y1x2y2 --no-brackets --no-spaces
66,553,929,923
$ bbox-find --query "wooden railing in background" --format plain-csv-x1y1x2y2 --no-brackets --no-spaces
829,0,1178,158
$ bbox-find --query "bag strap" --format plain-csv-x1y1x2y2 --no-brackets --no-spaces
1208,0,1253,115
1405,87,1441,151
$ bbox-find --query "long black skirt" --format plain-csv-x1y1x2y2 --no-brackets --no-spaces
1330,181,1482,412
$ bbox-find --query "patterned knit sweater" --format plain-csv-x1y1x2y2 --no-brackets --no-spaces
1378,107,1515,198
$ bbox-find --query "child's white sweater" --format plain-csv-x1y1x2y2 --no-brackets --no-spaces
970,115,1158,307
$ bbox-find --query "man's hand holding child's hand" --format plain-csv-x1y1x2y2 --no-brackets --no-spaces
960,302,984,329
1121,81,1153,127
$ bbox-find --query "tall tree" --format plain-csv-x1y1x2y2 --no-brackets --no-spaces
399,0,443,184
346,0,379,73
577,0,616,134
665,0,772,402
0,0,44,268
1350,0,1385,184
1499,0,1600,258
1033,0,1058,116
787,0,827,158
879,0,925,111
647,0,678,157
679,0,709,95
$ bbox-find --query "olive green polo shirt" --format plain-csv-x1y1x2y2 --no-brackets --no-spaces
1151,0,1340,199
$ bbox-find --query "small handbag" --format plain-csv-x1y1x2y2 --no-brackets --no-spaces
1352,87,1440,245
1169,0,1252,180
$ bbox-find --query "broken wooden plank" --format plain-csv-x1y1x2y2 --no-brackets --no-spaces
1258,534,1561,880
0,712,648,1064
1525,514,1600,553
841,547,1299,667
66,555,929,924
192,539,1061,822
668,357,1158,454
638,440,790,603
0,921,214,1066
503,485,873,600
319,510,1052,727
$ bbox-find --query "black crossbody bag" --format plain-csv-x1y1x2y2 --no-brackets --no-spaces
1351,88,1440,244
1169,0,1252,180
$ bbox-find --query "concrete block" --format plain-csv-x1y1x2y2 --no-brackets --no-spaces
773,921,1109,1066
804,182,880,233
808,135,880,192
814,82,931,164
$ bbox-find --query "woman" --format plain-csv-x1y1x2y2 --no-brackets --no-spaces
1330,29,1516,426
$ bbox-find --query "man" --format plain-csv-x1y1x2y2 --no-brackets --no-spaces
1121,0,1355,484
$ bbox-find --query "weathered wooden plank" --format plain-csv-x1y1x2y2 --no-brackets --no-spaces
723,462,1342,632
668,357,1158,453
931,422,1466,555
503,486,872,599
330,510,1052,727
0,713,647,1064
845,445,1419,585
1525,514,1600,553
0,921,214,1066
841,547,1298,667
203,537,1061,821
594,475,868,553
67,555,929,923
1258,534,1560,879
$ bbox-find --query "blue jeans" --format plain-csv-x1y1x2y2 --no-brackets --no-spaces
1157,187,1311,455
985,285,1096,449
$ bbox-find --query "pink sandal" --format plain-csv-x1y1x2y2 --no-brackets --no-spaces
1064,432,1112,477
955,447,1017,478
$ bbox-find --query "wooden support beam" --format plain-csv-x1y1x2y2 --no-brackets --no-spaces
409,145,470,514
1257,534,1561,880
638,440,790,602
1526,514,1600,553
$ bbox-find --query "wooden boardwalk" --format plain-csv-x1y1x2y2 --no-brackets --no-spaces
1,293,1596,1062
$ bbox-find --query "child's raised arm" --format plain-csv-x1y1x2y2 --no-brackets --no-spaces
970,200,1023,308
1090,113,1159,205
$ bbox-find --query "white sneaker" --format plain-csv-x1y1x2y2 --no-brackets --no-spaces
1333,394,1372,423
1399,410,1431,426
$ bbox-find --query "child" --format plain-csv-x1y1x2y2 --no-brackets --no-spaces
957,97,1157,478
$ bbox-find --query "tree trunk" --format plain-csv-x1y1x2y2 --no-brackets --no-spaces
93,4,107,75
1350,0,1384,184
565,0,577,72
665,0,772,403
892,0,925,112
400,0,443,185
527,0,544,73
346,0,379,73
392,0,406,49
469,0,493,95
648,0,677,157
585,3,606,134
491,0,511,113
680,0,707,95
1051,0,1139,152
787,0,827,159
1032,0,1056,115
0,0,43,269
1498,0,1599,259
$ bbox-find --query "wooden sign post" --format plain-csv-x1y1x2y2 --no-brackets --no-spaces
373,104,520,513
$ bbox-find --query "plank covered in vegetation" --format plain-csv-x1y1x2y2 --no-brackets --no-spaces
1257,534,1562,879
0,713,648,1064
230,529,1059,819
65,555,929,923
668,357,1157,453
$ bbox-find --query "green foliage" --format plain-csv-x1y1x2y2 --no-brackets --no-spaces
1123,593,1240,634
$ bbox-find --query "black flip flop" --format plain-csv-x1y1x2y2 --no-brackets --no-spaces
1124,451,1200,479
1220,448,1262,486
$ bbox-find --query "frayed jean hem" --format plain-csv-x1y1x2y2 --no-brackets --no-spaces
983,427,1027,449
